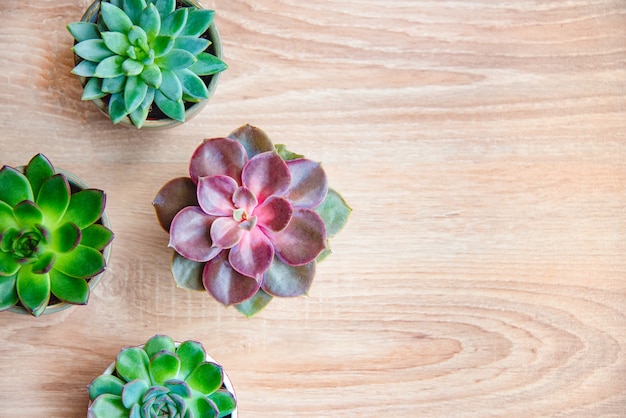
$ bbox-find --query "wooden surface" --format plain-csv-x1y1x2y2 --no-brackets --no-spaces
1,0,625,416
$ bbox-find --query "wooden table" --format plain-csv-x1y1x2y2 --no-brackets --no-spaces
1,1,625,416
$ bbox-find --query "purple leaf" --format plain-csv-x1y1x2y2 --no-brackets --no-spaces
269,209,327,266
197,175,237,216
168,207,220,262
210,217,243,249
229,228,274,279
228,124,275,157
153,177,198,232
189,138,247,184
285,159,328,209
254,196,293,232
232,186,257,214
203,252,260,305
241,152,291,204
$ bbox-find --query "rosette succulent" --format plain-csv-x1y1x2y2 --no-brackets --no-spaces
0,154,113,316
88,335,237,418
67,0,227,128
154,125,351,316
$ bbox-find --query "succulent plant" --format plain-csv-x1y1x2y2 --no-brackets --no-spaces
0,154,113,316
154,125,351,316
67,0,227,128
88,334,237,418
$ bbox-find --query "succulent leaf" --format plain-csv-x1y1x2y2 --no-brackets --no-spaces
186,362,223,395
50,222,81,253
228,124,275,158
159,7,188,37
16,266,50,317
72,60,98,77
124,75,148,113
89,374,125,399
315,188,352,238
122,58,144,76
0,201,17,232
268,209,327,266
101,31,131,55
80,224,115,251
154,49,196,70
123,0,147,25
89,394,127,417
285,159,328,209
164,380,191,398
242,152,292,204
144,335,176,358
188,397,219,418
188,52,227,76
82,77,107,100
168,206,219,262
171,252,205,291
129,87,155,128
174,36,209,55
67,22,101,42
262,256,315,297
153,177,198,232
95,55,126,78
175,68,208,99
208,390,237,417
181,9,214,37
109,92,129,123
54,245,105,279
152,0,176,21
154,90,185,121
0,274,18,310
150,351,181,384
62,189,106,229
140,63,162,87
25,154,55,198
158,68,182,100
202,251,260,305
175,340,206,379
36,174,70,226
139,3,161,41
49,269,90,305
31,252,56,275
13,200,43,227
121,379,149,409
0,251,20,277
101,2,134,33
102,75,126,94
116,347,151,384
73,39,116,62
0,166,33,207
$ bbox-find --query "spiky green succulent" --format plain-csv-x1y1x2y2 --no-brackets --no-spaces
67,0,227,128
88,335,237,418
0,154,113,316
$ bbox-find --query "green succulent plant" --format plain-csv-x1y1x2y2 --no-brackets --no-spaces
67,0,227,128
88,335,237,418
0,154,113,316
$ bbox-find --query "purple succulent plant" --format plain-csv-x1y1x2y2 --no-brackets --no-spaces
154,125,351,316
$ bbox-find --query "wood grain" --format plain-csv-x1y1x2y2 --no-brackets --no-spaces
1,0,625,416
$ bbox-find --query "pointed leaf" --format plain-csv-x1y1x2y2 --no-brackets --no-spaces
208,390,237,416
49,269,89,305
124,75,148,113
129,87,155,128
89,375,125,401
13,200,43,227
155,49,196,70
228,124,275,158
122,58,143,76
188,52,227,76
176,340,206,378
151,35,174,57
73,39,115,62
139,3,161,41
0,166,33,207
181,9,214,37
0,201,17,232
154,90,185,121
80,224,114,251
262,257,315,297
54,245,105,279
175,68,208,99
123,0,147,25
168,206,219,262
71,60,98,77
141,63,162,88
67,22,100,42
203,251,260,306
101,31,131,55
51,222,81,253
160,7,188,37
274,144,303,161
116,347,151,383
144,335,176,358
241,152,291,204
94,55,126,78
16,266,50,317
36,174,70,226
31,252,55,275
82,77,107,100
149,351,181,384
314,188,351,238
101,2,133,33
102,75,126,94
171,252,205,291
62,189,105,229
127,26,148,49
121,379,149,409
152,0,175,21
88,394,126,418
186,362,223,395
0,274,18,311
25,154,55,198
109,92,129,123
158,68,182,101
174,36,209,55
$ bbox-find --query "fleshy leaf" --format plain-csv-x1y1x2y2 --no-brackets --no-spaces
242,152,291,204
88,374,125,400
188,52,227,76
16,266,50,317
61,189,105,229
0,166,33,207
0,252,19,277
181,9,214,37
124,75,148,113
168,207,219,262
101,31,131,55
155,49,196,70
176,340,206,379
36,174,70,227
24,154,55,198
154,90,185,121
160,7,188,37
129,87,155,128
197,175,237,217
175,68,208,99
208,390,237,416
229,228,274,279
101,2,134,33
151,35,175,57
80,224,114,251
122,0,147,25
314,188,352,238
67,22,100,42
228,124,275,158
153,176,198,232
116,347,151,383
285,159,328,209
54,245,105,279
94,55,126,78
122,58,144,76
203,251,260,305
269,209,327,266
82,78,107,100
189,138,247,184
158,68,182,100
51,222,81,253
31,252,55,275
149,351,181,384
121,379,149,409
109,92,129,123
88,394,126,418
141,63,162,88
13,200,43,227
139,4,161,41
0,201,17,232
186,362,223,395
153,0,175,21
188,397,219,418
73,39,115,62
174,36,210,55
254,196,292,232
171,252,205,291
262,257,315,297
144,335,176,358
0,274,18,311
274,144,303,161
49,269,89,305
71,60,98,77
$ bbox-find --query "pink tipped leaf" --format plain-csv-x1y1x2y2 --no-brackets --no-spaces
241,152,291,204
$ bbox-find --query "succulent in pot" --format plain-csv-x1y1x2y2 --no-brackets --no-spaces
0,154,113,316
67,0,227,129
153,125,351,317
88,334,237,417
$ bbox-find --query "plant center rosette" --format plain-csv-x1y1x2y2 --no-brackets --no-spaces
154,125,351,316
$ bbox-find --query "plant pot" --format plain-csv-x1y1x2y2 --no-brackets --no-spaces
75,0,224,129
8,167,113,316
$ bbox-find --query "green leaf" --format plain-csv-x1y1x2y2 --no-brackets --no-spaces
54,245,105,279
67,22,101,42
123,0,147,25
155,49,196,70
16,266,50,317
88,374,125,400
139,3,161,41
88,394,126,418
116,347,151,383
274,144,303,161
13,200,43,227
152,0,175,21
51,222,81,253
0,253,19,277
154,90,184,121
208,390,237,417
0,201,17,233
80,224,114,251
72,60,98,77
129,87,155,128
49,269,89,305
94,55,126,78
108,92,129,123
31,252,55,275
0,274,18,311
170,252,205,291
175,69,207,99
127,26,148,49
158,68,182,101
101,2,133,33
151,35,174,57
62,189,105,229
263,257,315,297
101,31,131,55
176,340,206,379
82,77,107,100
124,75,148,113
174,36,209,55
314,188,351,238
140,63,162,88
186,362,223,395
235,288,273,317
121,379,149,409
122,58,144,76
144,335,176,358
36,174,70,226
160,7,188,37
0,166,33,207
188,397,219,418
188,52,227,76
181,9,214,37
101,76,126,94
73,39,115,62
24,154,55,198
149,351,181,384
